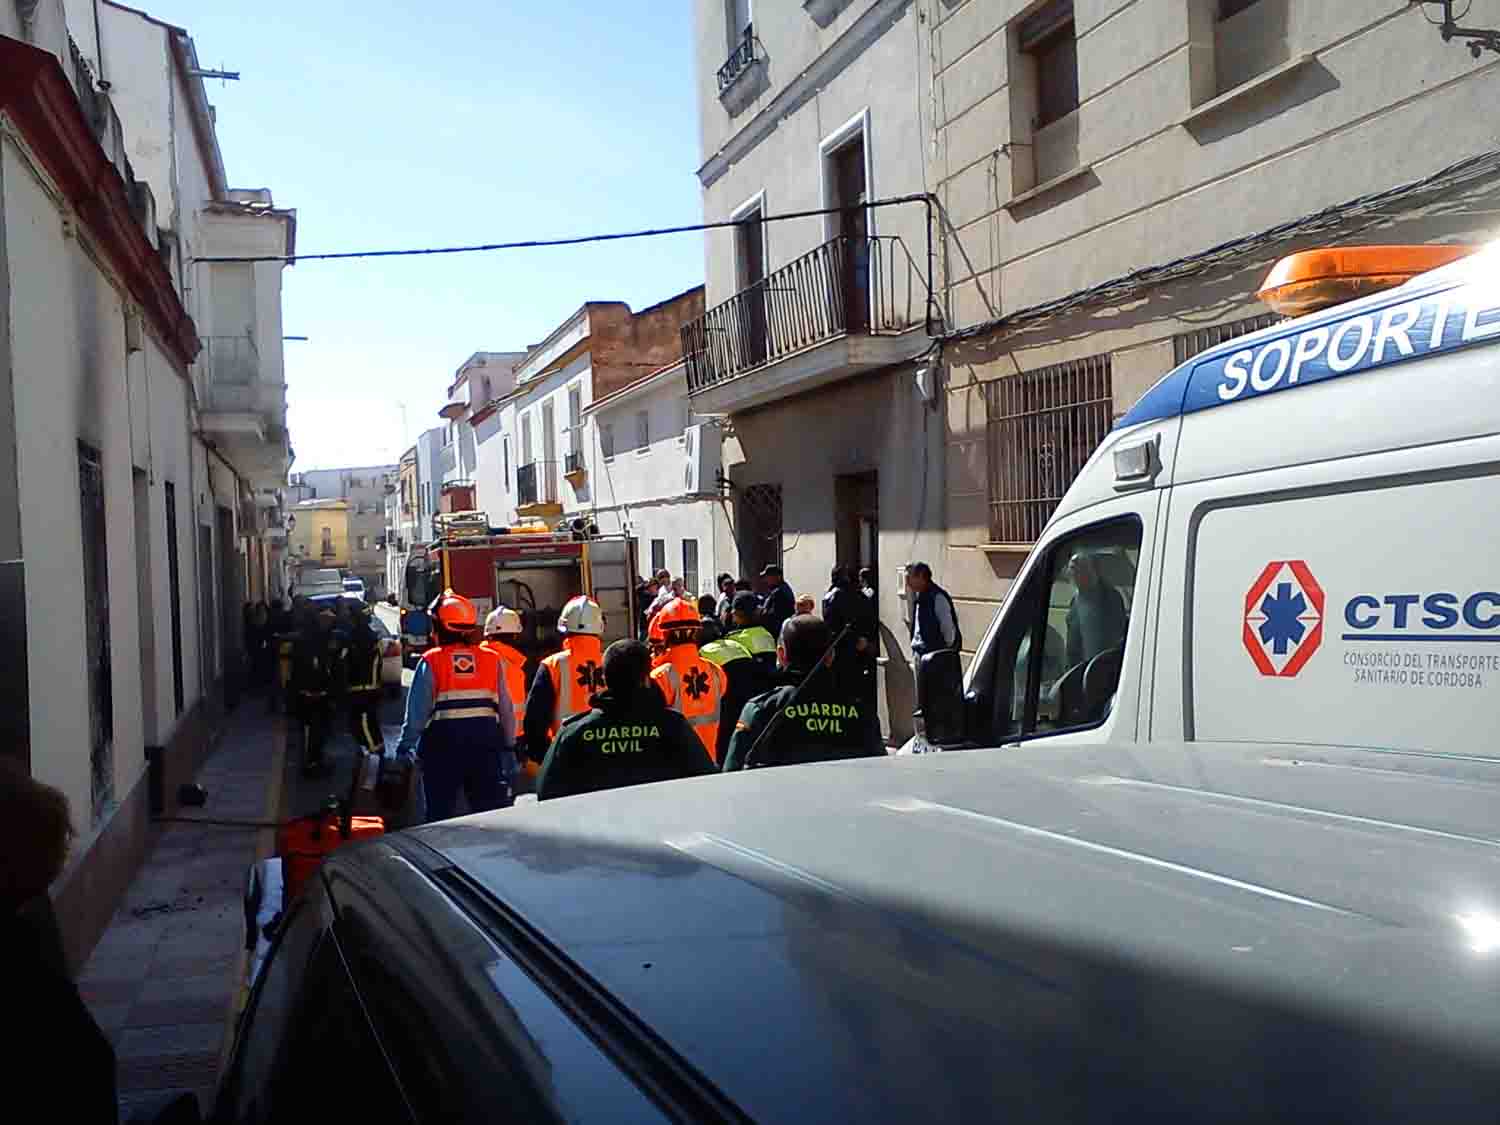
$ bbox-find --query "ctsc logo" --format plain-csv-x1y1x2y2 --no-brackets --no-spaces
1243,561,1324,677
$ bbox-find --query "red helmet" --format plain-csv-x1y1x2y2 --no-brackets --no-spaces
432,589,478,631
648,597,701,645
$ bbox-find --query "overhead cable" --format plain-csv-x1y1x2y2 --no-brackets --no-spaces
192,194,935,264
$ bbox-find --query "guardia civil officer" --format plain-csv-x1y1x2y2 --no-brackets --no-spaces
722,614,886,772
536,639,716,801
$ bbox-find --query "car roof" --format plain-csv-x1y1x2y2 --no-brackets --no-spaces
402,741,1500,1120
1116,240,1500,429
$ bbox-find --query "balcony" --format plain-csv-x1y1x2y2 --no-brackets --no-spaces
516,461,563,518
563,449,586,487
682,235,928,414
716,24,765,113
198,334,290,487
718,24,757,91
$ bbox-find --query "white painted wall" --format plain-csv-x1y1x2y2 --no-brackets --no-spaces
588,367,726,592
2,133,213,835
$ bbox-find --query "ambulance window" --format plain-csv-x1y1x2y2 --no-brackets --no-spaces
995,518,1140,738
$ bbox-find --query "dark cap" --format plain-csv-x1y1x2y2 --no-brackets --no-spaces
732,591,760,617
760,563,783,578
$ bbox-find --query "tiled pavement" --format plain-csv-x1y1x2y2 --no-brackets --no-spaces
78,701,285,1120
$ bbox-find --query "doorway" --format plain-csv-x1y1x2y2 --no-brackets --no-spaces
828,136,869,333
734,203,767,367
134,470,158,743
835,471,878,595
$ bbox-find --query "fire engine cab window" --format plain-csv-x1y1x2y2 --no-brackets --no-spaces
986,519,1140,738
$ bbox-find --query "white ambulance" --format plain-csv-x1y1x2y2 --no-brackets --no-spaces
954,241,1500,761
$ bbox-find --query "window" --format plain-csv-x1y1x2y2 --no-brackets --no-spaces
651,538,666,573
221,905,405,1120
1218,0,1260,18
567,384,582,454
975,518,1141,741
502,436,511,486
357,535,368,551
1207,0,1289,95
321,527,333,556
521,411,534,466
983,353,1112,543
600,421,615,460
682,539,699,596
1020,1,1078,128
1173,312,1283,365
636,409,650,451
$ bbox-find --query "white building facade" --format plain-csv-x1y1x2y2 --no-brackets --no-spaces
585,360,727,598
2,0,296,966
470,290,705,539
690,0,939,741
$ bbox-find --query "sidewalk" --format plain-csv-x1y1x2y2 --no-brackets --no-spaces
78,701,285,1121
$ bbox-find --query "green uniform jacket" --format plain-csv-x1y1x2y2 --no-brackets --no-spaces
537,686,718,801
722,666,887,772
701,626,777,763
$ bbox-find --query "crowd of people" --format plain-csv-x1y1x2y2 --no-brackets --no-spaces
259,554,965,821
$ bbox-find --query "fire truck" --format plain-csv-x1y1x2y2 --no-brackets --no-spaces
400,510,640,665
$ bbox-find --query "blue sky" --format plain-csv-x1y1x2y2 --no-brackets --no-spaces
147,0,704,469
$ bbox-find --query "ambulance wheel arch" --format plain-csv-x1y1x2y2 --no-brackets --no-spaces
1164,442,1500,753
964,493,1159,749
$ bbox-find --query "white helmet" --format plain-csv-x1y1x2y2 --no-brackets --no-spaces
484,606,522,637
558,595,605,636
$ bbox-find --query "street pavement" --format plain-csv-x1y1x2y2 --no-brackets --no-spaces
78,700,284,1121
79,664,412,1120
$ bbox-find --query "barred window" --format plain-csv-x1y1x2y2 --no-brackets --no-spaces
984,354,1112,544
1173,312,1282,365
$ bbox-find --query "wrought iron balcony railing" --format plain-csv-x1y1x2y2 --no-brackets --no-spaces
517,461,561,507
717,24,757,92
681,234,920,394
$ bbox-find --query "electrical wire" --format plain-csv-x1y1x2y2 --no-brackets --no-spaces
940,147,1500,349
192,194,935,264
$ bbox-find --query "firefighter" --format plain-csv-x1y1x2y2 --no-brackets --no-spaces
536,639,717,801
523,595,607,769
394,590,515,822
344,599,384,758
700,591,777,764
290,606,341,776
648,597,728,763
722,614,886,772
482,606,532,789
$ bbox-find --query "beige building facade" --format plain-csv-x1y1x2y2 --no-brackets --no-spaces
931,0,1500,661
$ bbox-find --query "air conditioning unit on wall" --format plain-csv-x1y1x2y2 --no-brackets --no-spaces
682,423,722,495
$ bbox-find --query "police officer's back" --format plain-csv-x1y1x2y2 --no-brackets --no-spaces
722,615,886,772
537,639,716,801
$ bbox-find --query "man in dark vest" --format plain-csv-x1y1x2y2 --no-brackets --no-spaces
906,561,964,745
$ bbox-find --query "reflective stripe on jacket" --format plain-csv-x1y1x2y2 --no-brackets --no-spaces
650,647,727,762
541,636,605,737
418,643,507,758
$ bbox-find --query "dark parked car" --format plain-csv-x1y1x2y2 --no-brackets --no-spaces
214,741,1500,1122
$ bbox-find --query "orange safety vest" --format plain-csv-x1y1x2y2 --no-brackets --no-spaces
420,643,505,755
480,639,528,728
541,635,605,738
650,645,727,762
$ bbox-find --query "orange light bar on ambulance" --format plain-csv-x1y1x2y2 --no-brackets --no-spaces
1257,245,1476,318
